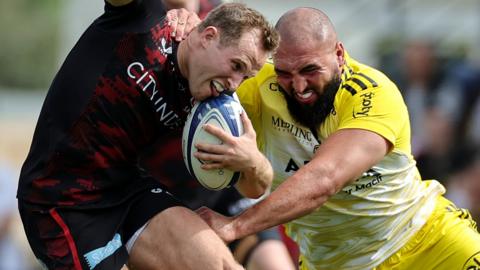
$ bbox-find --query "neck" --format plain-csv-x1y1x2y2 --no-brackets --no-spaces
177,39,190,78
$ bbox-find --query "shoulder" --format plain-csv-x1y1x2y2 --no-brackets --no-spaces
338,55,402,104
238,61,275,93
251,61,276,86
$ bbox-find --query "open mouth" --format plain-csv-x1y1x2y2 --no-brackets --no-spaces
210,80,226,96
295,90,315,103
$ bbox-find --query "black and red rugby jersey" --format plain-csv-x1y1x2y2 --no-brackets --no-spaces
18,0,193,207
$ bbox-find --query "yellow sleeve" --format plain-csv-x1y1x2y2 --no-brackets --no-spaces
337,83,408,148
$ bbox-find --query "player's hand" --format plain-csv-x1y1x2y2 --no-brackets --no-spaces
196,206,237,243
166,8,201,41
194,112,263,172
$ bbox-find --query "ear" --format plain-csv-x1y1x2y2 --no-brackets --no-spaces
335,42,345,68
199,26,219,48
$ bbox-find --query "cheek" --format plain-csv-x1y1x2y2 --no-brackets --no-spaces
315,70,337,85
277,77,291,89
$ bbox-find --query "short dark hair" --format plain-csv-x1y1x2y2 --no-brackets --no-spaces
198,3,279,52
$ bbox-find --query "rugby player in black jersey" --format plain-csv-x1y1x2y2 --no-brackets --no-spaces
17,2,278,269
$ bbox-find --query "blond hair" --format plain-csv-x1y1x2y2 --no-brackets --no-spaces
198,3,279,52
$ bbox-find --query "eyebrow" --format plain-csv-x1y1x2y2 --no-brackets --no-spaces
274,67,290,75
244,54,264,72
274,64,321,75
299,64,321,73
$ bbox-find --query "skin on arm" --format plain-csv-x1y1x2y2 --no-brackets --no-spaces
197,128,391,242
194,112,273,199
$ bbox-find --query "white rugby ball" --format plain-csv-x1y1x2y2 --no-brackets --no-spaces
182,93,244,190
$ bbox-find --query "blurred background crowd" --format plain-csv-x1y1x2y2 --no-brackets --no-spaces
1,0,479,269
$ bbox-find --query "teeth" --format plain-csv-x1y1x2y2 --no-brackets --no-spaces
296,91,313,99
212,80,225,93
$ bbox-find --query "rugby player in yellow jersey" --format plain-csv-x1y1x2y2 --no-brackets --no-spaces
195,7,480,270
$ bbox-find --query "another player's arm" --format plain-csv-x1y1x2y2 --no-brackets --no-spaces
198,128,391,242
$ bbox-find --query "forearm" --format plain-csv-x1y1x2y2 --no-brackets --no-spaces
236,152,273,198
233,165,335,239
231,129,391,239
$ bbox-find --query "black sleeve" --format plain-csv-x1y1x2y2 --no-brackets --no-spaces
99,0,166,33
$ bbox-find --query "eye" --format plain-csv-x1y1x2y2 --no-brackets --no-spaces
300,65,320,75
232,61,243,72
275,70,292,79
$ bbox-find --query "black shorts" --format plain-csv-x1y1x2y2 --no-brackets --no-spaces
19,183,183,270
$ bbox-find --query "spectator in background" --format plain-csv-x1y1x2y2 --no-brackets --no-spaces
400,41,455,151
0,161,28,270
397,40,465,182
446,154,480,223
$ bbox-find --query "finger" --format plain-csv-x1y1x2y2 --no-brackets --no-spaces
179,19,195,41
174,8,189,41
165,10,179,37
200,162,225,170
203,124,234,143
187,12,201,27
240,112,255,135
184,12,201,38
195,143,225,154
166,9,178,23
194,150,225,163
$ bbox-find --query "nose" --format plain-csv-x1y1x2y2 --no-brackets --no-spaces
292,75,308,93
229,73,245,91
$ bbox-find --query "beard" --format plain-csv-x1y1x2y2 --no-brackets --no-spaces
280,74,341,130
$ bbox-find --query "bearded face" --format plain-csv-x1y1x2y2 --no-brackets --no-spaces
280,74,341,129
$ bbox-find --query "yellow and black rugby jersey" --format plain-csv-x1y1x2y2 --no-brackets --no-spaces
237,53,445,270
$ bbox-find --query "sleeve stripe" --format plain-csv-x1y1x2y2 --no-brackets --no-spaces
350,77,368,90
341,84,357,96
356,73,378,87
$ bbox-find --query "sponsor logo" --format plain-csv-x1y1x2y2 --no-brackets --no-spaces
285,158,310,173
352,92,374,118
463,252,480,270
272,116,313,142
151,188,163,193
344,169,383,194
84,234,122,270
127,61,182,128
159,38,172,56
269,82,280,91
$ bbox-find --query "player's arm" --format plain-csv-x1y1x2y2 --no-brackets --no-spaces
233,112,273,199
195,112,273,199
106,0,200,41
197,128,391,242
